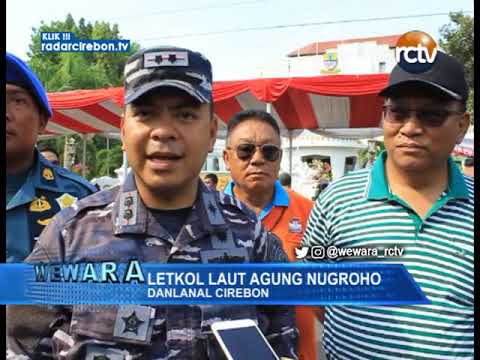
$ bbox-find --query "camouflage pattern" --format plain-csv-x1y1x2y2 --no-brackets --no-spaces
6,149,97,263
7,172,298,360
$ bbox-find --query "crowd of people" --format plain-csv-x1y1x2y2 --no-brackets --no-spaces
6,45,474,360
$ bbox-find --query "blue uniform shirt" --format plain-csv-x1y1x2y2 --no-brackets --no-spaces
6,149,97,262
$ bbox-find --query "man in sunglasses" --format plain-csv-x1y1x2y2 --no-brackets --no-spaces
7,46,298,360
302,51,473,359
223,109,318,360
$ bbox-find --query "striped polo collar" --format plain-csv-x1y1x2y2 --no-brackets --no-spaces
367,150,469,200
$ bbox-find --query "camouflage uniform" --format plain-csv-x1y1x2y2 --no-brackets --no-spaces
7,172,298,360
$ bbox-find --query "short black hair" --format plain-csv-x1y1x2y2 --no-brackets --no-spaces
204,173,218,184
464,157,474,167
226,109,281,144
37,144,59,158
278,172,291,186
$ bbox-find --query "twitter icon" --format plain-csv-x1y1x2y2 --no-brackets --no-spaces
295,247,309,259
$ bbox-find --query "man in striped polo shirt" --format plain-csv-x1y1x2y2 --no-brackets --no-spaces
302,51,473,359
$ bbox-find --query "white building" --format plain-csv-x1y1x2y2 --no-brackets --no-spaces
280,130,367,198
258,34,401,78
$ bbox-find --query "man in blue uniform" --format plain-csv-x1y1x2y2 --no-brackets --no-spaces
6,52,97,262
7,46,298,359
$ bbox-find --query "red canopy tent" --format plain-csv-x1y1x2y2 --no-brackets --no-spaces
453,138,474,157
45,74,389,176
45,74,389,136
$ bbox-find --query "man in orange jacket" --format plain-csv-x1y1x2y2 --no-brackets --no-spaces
223,109,317,360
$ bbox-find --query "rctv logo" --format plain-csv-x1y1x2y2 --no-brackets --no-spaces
395,31,438,73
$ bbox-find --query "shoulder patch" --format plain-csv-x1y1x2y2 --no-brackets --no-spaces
57,187,118,224
56,193,78,210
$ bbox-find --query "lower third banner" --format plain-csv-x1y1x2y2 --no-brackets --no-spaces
0,262,429,305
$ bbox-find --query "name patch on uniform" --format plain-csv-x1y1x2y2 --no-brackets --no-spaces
200,248,249,264
288,218,303,233
85,345,128,360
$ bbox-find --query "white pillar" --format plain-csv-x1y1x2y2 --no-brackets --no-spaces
289,131,293,175
330,153,346,181
106,136,110,176
122,151,128,181
82,134,87,177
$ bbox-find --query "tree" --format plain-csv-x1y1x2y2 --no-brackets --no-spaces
28,14,141,91
29,14,141,179
37,135,123,179
439,12,474,123
358,141,385,168
95,145,124,177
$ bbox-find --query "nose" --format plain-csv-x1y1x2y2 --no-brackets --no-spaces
249,146,266,165
149,113,179,142
399,112,424,137
6,102,13,122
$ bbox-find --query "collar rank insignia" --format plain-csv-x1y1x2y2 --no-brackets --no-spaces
56,193,78,210
288,218,303,233
42,168,54,181
29,196,52,212
124,195,134,207
123,209,134,220
119,191,138,226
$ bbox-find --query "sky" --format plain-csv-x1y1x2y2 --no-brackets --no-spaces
6,0,474,81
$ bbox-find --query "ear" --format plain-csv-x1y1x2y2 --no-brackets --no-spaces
208,117,218,152
120,112,126,151
38,113,49,133
223,149,231,171
455,112,470,144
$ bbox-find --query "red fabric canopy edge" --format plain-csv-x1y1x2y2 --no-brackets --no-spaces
47,74,389,109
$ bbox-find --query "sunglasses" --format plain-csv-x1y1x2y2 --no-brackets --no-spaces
228,143,281,162
382,104,464,127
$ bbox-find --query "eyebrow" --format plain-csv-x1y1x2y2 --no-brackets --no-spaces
6,88,30,96
234,137,280,144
